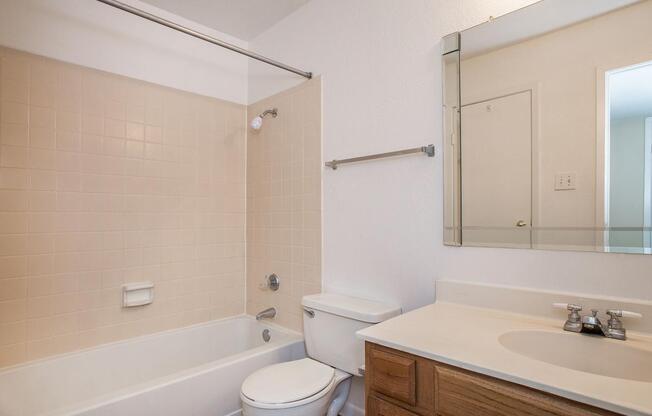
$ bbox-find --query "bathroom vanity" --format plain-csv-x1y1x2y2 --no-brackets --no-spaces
364,342,616,416
357,281,652,416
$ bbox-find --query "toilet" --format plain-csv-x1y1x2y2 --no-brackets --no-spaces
240,293,401,416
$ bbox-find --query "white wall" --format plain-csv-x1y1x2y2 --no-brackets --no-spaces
249,4,652,412
0,0,248,104
249,0,652,312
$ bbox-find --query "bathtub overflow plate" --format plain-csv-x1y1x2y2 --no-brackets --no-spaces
262,329,271,343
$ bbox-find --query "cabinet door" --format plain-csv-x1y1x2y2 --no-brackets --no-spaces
434,366,617,416
366,342,435,415
368,348,417,406
368,395,421,416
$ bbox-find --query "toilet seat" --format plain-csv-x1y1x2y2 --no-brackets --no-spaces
241,358,336,409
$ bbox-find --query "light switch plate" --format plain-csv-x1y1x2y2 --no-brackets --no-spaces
555,173,576,190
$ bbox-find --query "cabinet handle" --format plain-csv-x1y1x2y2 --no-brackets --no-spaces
516,220,528,227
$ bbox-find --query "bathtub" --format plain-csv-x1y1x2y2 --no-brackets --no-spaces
0,315,304,416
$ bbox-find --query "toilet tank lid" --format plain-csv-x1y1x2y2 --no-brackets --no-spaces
302,293,401,323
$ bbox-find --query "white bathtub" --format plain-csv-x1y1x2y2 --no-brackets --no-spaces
0,315,304,416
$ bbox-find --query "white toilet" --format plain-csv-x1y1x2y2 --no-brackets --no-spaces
241,293,401,416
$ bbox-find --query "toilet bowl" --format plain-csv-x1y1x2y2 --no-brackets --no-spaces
240,358,352,416
241,293,401,416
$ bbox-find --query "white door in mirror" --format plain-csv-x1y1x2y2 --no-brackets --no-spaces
461,90,532,248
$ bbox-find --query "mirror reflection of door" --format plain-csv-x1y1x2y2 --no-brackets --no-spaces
461,91,532,248
646,117,652,253
444,0,652,254
606,61,652,253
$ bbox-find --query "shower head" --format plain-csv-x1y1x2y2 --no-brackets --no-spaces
250,108,278,130
250,116,263,130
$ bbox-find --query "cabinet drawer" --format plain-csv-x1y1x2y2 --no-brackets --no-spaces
368,395,420,416
369,348,417,406
434,366,616,416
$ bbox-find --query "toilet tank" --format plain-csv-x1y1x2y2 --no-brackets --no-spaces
301,293,401,375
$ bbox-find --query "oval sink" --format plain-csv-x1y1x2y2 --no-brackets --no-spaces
499,330,652,382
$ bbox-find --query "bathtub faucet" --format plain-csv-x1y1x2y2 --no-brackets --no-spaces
256,307,277,320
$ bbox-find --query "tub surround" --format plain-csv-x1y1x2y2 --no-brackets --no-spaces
357,281,652,416
0,44,324,370
246,79,322,332
0,46,247,367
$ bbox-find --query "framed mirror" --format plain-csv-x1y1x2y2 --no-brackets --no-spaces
443,0,652,254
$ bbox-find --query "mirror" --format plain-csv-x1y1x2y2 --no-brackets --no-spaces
443,0,652,254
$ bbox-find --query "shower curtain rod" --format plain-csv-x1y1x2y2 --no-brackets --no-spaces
96,0,313,79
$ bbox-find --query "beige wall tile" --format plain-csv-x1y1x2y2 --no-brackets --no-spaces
0,168,29,189
0,299,27,324
0,321,26,346
0,278,27,301
29,148,56,170
1,102,29,124
56,111,81,133
0,343,26,367
30,128,56,149
31,107,56,129
0,212,27,234
246,78,322,332
1,145,29,168
1,78,29,104
0,256,28,279
1,123,28,147
0,47,246,367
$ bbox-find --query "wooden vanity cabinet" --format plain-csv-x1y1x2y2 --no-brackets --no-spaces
365,342,620,416
366,343,434,415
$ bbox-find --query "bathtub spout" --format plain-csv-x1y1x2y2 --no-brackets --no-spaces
256,307,276,320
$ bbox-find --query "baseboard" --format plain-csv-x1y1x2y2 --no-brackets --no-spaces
224,410,242,416
340,402,364,416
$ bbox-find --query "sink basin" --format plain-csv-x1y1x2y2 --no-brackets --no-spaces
499,330,652,382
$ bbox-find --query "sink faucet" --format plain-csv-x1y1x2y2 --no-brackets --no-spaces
553,303,642,341
256,307,276,320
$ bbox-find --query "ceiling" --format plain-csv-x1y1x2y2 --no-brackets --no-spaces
139,0,311,41
610,62,652,120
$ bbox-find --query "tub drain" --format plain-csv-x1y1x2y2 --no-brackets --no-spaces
262,329,271,343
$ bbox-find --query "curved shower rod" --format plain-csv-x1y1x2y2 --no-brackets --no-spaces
96,0,313,79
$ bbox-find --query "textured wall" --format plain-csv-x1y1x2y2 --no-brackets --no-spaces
246,78,321,331
0,47,246,367
248,0,652,312
247,3,652,414
248,0,542,315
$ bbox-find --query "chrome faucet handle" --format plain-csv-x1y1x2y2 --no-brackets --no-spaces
266,274,280,291
553,303,583,332
604,309,642,341
553,303,583,314
259,274,280,291
606,309,642,319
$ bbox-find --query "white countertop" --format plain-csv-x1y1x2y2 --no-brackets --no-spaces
357,302,652,416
